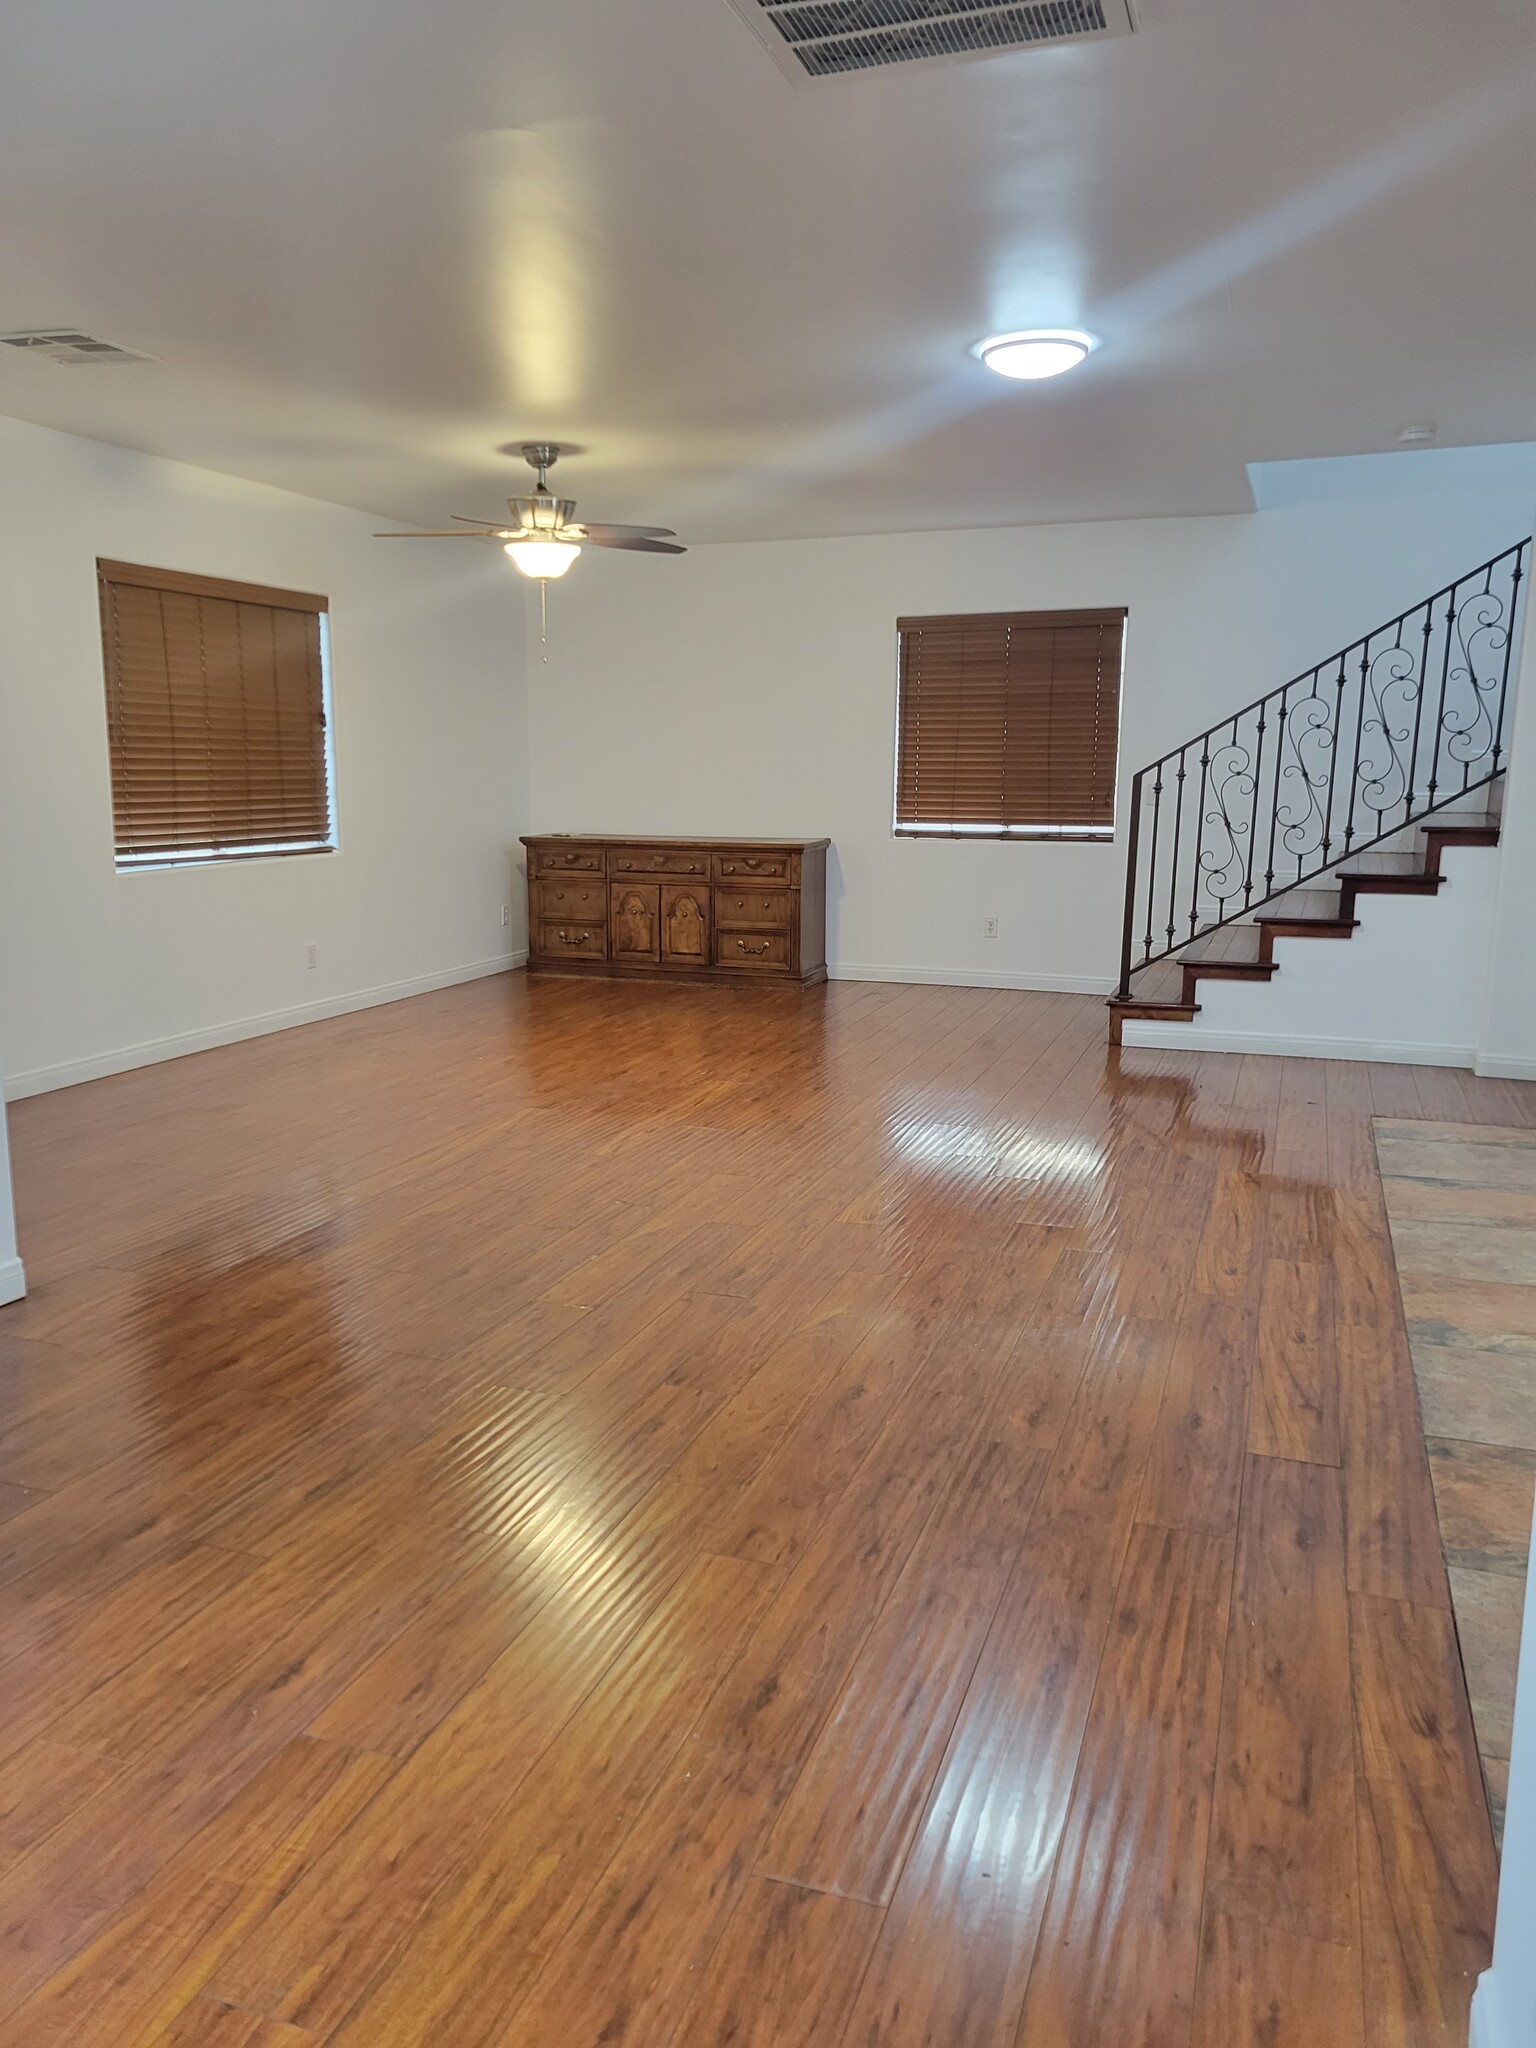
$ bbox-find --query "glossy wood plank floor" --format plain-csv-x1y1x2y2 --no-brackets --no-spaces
3,974,1532,2048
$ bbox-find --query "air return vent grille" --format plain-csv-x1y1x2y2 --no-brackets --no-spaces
731,0,1132,80
0,329,155,366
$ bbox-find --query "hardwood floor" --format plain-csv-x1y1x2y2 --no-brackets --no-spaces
0,972,1530,2046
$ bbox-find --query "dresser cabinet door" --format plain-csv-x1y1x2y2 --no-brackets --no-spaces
661,885,711,965
610,884,661,962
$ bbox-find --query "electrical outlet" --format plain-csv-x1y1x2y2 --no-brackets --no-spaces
983,916,999,940
306,944,318,969
500,904,511,928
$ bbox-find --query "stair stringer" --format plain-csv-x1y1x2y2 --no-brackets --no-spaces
1118,843,1502,1067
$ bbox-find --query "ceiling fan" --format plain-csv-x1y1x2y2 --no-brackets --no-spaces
373,443,685,582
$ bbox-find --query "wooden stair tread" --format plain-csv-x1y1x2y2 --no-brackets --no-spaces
1120,960,1186,1005
1254,888,1349,924
1179,926,1263,967
1337,851,1425,876
1424,810,1499,835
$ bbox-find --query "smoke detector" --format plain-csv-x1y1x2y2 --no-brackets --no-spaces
727,0,1134,82
0,329,156,367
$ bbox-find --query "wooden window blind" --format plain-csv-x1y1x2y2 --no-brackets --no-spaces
894,606,1125,837
97,560,333,867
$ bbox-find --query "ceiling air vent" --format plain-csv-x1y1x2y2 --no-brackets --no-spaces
730,0,1133,80
0,329,155,366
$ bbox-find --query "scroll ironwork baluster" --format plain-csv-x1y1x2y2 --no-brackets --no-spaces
1142,763,1163,965
1189,742,1210,941
1343,635,1370,854
1111,539,1527,1007
1263,688,1288,895
1245,702,1266,906
1166,747,1187,953
1427,586,1458,804
1318,659,1344,863
1493,548,1526,770
1406,603,1433,820
1116,772,1144,1003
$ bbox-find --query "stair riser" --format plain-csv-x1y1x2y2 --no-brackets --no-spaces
1338,877,1441,921
1179,962,1276,1007
1254,922,1356,965
1422,826,1500,878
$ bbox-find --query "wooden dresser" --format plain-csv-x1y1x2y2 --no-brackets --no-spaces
521,836,829,986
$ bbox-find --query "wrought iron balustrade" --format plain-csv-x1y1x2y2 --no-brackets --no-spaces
1114,539,1529,1002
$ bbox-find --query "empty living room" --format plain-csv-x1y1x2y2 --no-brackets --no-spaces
3,0,1536,2042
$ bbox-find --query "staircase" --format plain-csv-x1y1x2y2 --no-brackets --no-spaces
1110,541,1527,1047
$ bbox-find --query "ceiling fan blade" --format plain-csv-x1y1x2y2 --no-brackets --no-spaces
581,535,687,554
372,528,508,539
569,522,678,541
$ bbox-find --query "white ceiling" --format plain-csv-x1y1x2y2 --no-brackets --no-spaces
1,0,1533,542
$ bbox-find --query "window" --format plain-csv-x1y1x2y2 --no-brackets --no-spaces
893,606,1125,838
97,559,335,869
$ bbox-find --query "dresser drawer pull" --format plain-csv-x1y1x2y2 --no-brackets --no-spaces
735,937,773,956
557,928,594,946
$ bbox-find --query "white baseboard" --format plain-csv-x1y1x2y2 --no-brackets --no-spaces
1475,1053,1536,1080
829,963,1117,995
1118,1020,1476,1067
0,1256,25,1306
4,953,527,1100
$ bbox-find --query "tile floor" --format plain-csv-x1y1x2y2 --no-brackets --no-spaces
1376,1117,1536,1845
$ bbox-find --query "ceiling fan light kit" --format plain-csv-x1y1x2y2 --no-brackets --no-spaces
374,443,684,583
372,443,685,645
504,538,581,578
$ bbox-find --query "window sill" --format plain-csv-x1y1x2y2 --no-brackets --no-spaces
115,843,339,874
893,827,1116,843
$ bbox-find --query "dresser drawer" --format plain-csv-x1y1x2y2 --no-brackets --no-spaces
534,844,606,876
716,928,791,972
536,878,606,921
714,887,793,929
612,848,710,879
536,919,606,961
714,851,795,885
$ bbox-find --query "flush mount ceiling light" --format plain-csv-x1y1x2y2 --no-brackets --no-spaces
975,330,1098,380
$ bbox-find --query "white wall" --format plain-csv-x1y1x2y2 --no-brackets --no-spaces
1471,1499,1536,2048
525,480,1536,993
0,1053,22,1302
1480,613,1536,1081
0,417,528,1097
